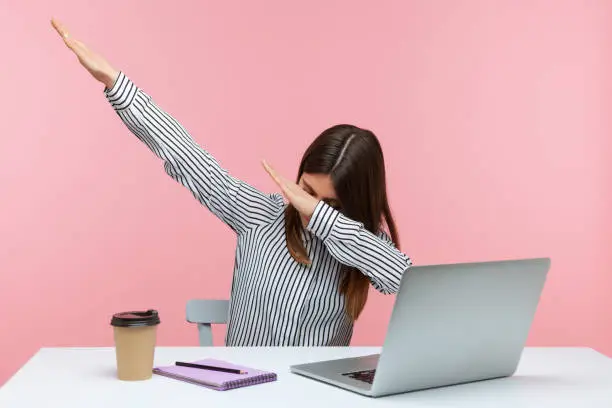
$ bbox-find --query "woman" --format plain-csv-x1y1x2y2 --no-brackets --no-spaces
52,19,412,346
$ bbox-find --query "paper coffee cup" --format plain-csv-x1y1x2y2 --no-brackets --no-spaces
110,310,160,381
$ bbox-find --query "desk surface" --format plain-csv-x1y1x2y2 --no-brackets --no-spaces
0,347,611,407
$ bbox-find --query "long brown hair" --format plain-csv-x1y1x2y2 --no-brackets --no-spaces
285,124,400,321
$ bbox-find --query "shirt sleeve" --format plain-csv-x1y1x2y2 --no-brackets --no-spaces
104,72,283,234
306,201,412,294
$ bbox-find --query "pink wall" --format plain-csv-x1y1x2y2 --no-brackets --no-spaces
0,0,610,385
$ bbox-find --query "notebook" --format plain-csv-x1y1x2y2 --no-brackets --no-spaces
153,359,277,391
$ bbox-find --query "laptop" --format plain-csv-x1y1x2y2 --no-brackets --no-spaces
290,258,550,397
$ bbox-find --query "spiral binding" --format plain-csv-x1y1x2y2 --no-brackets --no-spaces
224,373,277,390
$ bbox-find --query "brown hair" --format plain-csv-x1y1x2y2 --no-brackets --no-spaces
285,124,400,321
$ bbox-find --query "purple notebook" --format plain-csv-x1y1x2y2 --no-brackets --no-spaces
153,359,277,391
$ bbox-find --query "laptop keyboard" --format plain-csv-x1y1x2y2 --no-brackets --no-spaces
342,369,376,384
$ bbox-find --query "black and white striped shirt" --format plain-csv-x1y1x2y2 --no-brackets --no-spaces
104,72,412,346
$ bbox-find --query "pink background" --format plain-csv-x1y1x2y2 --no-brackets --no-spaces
0,0,610,385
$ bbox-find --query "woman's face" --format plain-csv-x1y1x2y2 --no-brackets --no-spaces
298,173,340,226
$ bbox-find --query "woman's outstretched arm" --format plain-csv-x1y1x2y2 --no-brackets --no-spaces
51,19,283,234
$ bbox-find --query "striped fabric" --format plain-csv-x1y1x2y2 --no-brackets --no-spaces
104,72,412,346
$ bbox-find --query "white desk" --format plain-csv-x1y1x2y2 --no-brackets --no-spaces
0,347,610,407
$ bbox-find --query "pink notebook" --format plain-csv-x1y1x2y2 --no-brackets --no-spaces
153,359,277,391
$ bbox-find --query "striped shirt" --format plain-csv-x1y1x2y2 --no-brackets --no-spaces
104,72,413,346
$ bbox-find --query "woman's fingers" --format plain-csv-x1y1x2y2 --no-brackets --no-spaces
64,37,78,53
51,20,92,65
51,19,80,54
51,18,71,42
278,183,291,200
50,18,118,88
262,160,293,199
261,160,276,179
50,18,65,36
262,160,318,216
262,160,282,187
262,160,305,197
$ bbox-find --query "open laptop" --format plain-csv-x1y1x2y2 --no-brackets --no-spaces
290,258,550,397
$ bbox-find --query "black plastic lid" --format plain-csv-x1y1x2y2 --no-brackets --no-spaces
111,310,160,327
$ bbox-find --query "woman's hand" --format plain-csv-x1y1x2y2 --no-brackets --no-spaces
262,160,319,218
51,18,119,89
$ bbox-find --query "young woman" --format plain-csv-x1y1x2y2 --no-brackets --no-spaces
52,19,412,346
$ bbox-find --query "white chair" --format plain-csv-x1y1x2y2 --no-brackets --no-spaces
186,299,230,346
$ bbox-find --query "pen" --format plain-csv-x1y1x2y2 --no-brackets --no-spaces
175,361,247,374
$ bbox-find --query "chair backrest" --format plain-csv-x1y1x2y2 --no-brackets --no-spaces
186,299,230,346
